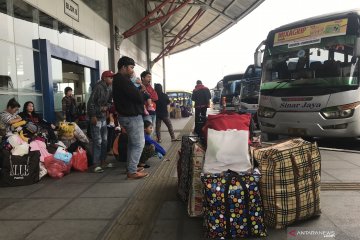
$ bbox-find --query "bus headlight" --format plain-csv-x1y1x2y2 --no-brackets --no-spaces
258,106,276,118
320,102,360,119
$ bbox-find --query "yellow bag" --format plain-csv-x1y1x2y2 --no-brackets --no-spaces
12,120,27,128
59,122,75,139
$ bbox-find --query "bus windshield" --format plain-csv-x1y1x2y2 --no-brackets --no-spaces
261,34,359,94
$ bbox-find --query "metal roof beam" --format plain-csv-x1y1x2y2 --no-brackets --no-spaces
152,8,205,65
196,0,235,23
149,0,205,6
164,32,199,45
122,0,192,39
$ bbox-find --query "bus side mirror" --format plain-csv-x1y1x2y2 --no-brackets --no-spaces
355,37,360,57
254,40,265,68
254,52,262,68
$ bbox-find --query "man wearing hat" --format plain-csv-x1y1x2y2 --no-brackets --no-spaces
192,80,211,135
87,70,114,173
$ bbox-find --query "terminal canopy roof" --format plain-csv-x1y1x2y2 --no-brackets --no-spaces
147,0,264,55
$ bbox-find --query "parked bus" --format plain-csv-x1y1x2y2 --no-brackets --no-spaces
255,9,360,138
221,65,261,112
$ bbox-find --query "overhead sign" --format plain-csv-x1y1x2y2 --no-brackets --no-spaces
64,0,79,21
274,18,348,47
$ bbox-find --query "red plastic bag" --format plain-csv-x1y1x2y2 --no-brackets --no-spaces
203,112,252,144
44,155,72,179
72,147,88,172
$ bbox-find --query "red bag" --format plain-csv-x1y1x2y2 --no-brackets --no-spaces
203,112,252,144
44,155,72,179
72,147,88,172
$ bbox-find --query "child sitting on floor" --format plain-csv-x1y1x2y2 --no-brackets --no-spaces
138,120,167,168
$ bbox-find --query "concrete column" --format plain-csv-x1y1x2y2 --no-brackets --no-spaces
162,35,166,92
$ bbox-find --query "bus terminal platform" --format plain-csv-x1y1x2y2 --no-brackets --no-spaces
1,114,360,240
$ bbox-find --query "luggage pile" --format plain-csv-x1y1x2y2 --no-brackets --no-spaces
0,122,88,187
177,111,322,238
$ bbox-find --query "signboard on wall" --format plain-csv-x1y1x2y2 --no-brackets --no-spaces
64,0,79,21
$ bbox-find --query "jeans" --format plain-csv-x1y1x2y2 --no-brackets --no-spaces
90,117,108,166
118,115,145,174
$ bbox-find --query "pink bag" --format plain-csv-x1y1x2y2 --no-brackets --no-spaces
72,147,88,172
44,155,72,179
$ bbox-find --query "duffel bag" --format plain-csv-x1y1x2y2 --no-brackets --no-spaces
253,138,321,229
0,150,40,187
201,170,267,238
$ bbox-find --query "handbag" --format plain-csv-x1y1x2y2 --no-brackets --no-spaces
0,150,40,187
72,147,88,172
54,146,72,163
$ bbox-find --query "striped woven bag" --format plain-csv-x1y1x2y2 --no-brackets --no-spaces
253,138,321,229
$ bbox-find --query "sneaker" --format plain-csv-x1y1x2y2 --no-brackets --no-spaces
127,171,149,180
93,166,104,173
104,163,115,168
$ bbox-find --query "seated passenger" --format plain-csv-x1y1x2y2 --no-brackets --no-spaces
58,122,94,169
0,98,22,136
19,101,58,143
138,120,167,168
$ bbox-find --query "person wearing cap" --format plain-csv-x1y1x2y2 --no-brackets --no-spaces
87,70,113,173
192,80,211,133
113,56,149,180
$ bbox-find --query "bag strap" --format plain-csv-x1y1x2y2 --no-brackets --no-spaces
290,153,301,222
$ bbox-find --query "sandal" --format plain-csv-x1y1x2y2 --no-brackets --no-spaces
171,138,181,142
138,164,150,168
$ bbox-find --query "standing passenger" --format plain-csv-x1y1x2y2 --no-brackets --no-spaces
62,87,77,122
192,80,211,132
141,71,158,124
87,70,113,173
113,56,149,180
154,84,179,142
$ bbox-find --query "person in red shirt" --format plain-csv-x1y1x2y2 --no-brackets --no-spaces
141,71,158,125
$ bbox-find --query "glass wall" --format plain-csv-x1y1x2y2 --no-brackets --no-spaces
0,0,109,117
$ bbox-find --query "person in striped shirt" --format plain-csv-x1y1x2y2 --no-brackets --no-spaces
0,98,22,136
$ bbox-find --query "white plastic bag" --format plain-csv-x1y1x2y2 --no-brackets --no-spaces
203,128,251,173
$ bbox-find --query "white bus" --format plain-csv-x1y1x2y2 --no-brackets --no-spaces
255,9,360,138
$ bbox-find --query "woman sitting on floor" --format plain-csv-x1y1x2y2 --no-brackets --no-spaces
19,101,58,143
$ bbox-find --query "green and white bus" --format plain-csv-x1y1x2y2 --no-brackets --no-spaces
255,9,360,138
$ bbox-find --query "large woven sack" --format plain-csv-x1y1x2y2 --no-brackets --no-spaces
187,142,205,217
177,135,198,202
253,138,321,229
201,171,267,238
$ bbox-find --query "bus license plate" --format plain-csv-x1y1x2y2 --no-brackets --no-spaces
288,128,307,135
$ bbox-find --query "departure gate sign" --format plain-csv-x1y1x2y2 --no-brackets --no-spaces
273,18,348,47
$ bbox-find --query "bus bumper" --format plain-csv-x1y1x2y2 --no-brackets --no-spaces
259,110,360,138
